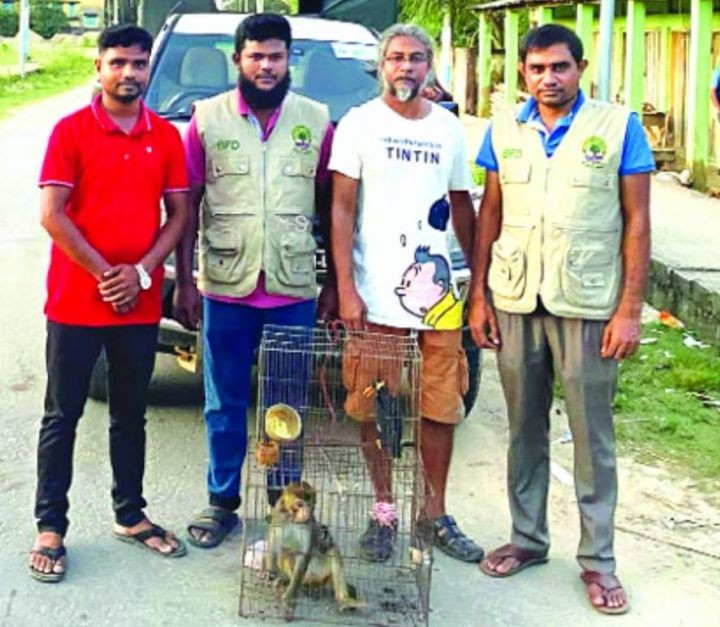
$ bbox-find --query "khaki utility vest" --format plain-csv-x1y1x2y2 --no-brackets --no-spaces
194,90,329,298
489,99,630,319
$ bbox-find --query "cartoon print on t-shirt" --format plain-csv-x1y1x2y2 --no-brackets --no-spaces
428,196,450,231
394,246,463,330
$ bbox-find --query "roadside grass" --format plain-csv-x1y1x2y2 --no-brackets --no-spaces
0,40,95,119
0,41,15,66
613,322,720,485
551,322,720,486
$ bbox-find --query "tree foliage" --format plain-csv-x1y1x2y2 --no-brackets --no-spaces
399,0,480,48
30,1,69,39
0,9,19,38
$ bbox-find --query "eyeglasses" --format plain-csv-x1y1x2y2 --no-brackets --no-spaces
384,53,429,66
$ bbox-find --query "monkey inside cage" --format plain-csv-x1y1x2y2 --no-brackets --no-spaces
239,324,432,626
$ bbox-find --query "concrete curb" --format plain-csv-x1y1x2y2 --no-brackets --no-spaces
646,258,720,344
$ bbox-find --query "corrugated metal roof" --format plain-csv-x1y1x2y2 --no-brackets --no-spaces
473,0,597,12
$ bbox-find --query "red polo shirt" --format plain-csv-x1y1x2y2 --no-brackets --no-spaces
39,96,188,326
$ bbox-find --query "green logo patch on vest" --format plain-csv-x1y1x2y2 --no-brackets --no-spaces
502,147,523,159
216,139,240,151
291,125,312,152
581,135,607,168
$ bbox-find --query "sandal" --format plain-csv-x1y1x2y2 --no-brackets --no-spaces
186,507,239,549
28,545,67,583
432,515,484,563
581,570,630,615
479,543,548,578
114,523,187,558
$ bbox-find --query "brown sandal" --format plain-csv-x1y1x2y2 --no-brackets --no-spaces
479,543,548,578
580,571,630,615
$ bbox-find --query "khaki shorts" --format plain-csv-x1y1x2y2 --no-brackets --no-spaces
341,322,468,425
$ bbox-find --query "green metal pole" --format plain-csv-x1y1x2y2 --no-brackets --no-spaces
504,10,519,105
576,3,594,94
624,0,646,113
536,6,553,26
477,12,492,117
687,0,712,188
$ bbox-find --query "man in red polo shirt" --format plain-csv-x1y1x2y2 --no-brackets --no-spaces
29,24,189,583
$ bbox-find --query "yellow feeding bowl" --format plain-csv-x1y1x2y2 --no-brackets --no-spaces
264,404,302,442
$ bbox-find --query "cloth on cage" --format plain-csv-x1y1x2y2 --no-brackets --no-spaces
341,331,405,421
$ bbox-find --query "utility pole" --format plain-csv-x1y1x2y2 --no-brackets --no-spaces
18,0,30,79
597,0,615,101
439,6,452,90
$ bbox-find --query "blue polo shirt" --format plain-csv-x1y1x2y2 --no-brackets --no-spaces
711,69,720,101
476,91,655,176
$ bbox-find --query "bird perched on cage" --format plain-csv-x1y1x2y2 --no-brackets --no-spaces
264,481,366,618
363,380,403,458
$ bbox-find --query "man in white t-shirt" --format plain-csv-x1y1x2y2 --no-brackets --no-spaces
329,23,483,563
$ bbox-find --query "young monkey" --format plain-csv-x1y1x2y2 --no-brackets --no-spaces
264,481,366,616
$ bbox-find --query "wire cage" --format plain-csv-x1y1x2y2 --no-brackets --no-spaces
239,324,432,626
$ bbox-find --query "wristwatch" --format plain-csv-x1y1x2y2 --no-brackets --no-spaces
134,263,152,290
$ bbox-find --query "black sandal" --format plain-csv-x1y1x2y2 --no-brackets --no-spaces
186,507,239,549
114,523,187,557
29,545,67,583
433,515,484,563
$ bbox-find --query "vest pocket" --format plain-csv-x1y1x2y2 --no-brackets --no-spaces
202,220,245,284
488,230,528,300
209,154,250,179
500,161,531,184
279,155,317,178
277,229,317,287
560,244,616,308
569,168,614,190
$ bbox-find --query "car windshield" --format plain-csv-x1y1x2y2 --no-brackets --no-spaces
144,32,379,123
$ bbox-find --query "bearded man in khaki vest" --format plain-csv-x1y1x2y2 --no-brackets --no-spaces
174,13,332,549
469,24,654,615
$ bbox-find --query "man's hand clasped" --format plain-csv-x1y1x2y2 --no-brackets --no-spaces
98,264,141,315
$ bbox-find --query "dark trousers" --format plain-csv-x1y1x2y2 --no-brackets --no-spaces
35,321,158,537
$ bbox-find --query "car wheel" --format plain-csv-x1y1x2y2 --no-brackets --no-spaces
462,329,483,417
88,350,109,402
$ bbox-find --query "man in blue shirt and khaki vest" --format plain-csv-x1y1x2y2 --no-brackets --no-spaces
470,24,654,615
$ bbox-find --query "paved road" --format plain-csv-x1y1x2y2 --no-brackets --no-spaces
0,90,718,627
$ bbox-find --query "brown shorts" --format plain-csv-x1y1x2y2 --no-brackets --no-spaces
342,322,468,425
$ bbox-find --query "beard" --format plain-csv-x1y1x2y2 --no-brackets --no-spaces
383,75,424,103
113,82,142,104
239,73,291,109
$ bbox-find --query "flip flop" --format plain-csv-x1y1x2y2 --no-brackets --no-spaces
114,523,187,558
28,545,67,583
479,543,548,578
186,507,239,549
581,570,630,615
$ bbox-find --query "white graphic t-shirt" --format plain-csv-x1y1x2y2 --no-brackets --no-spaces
329,98,472,330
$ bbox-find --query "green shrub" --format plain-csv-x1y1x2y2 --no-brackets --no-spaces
0,9,19,38
30,1,68,40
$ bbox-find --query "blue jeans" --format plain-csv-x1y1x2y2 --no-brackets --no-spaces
202,298,316,511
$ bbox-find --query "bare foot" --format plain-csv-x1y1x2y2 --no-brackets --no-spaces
29,532,65,577
114,518,181,555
